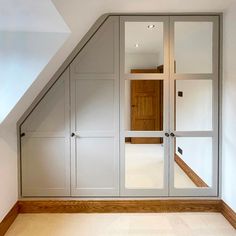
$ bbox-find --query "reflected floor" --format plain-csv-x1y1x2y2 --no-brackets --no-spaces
125,143,196,189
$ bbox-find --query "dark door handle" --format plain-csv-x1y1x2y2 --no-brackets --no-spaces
170,133,175,137
165,133,169,137
71,132,75,137
20,133,25,137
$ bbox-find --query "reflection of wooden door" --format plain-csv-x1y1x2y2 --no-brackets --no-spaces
130,69,163,144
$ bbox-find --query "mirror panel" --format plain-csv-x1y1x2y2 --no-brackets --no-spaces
175,80,212,131
174,22,213,74
125,137,164,189
125,22,164,74
174,137,212,188
125,80,164,131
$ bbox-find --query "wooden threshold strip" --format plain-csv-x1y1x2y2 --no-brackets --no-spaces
1,199,235,235
174,154,208,187
18,200,221,213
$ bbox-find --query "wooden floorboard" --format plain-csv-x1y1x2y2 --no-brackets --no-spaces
0,202,18,236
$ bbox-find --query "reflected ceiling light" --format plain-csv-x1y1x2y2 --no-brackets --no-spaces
148,24,155,29
135,43,139,48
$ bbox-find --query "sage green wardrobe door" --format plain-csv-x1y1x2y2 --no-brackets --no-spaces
70,16,120,196
21,69,70,197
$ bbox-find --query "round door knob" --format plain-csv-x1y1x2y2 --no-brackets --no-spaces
71,132,75,137
170,133,175,137
165,133,169,137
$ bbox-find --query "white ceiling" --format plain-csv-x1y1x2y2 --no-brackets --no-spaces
0,0,235,126
53,0,234,31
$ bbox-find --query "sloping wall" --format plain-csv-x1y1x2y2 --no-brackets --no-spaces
222,2,236,212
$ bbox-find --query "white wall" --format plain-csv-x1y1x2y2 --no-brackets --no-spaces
0,125,18,221
222,2,236,212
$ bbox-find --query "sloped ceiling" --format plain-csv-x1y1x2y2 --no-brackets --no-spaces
0,0,70,124
1,0,235,126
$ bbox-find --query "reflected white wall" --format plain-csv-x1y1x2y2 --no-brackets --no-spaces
175,22,213,74
125,53,163,74
175,80,213,188
176,80,212,131
176,137,212,186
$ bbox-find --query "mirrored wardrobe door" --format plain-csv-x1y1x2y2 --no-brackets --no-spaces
169,16,219,197
120,16,170,196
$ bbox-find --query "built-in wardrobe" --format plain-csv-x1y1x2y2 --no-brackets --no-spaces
19,15,220,198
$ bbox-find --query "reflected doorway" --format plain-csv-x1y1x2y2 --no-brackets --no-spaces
130,71,163,144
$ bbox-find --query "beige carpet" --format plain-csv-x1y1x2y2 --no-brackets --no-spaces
6,213,236,236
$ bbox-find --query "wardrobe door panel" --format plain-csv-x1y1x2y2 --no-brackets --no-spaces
75,80,114,131
75,138,116,195
21,78,66,133
21,137,68,196
21,69,70,197
71,16,119,196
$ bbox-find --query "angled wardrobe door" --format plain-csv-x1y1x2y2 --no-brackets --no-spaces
21,69,70,196
70,16,119,196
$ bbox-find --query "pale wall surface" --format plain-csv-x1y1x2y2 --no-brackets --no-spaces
0,31,69,123
222,2,236,212
0,125,18,221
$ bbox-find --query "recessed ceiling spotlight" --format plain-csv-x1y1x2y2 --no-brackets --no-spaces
135,43,139,48
148,24,155,29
